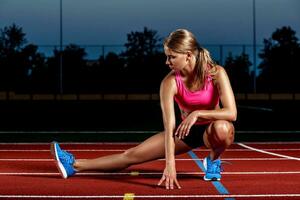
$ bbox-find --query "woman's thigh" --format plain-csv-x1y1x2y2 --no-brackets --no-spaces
126,131,192,163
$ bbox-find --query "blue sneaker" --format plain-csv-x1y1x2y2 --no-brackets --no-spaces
51,142,76,179
203,156,221,181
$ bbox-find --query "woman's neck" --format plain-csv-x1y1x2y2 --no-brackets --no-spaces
180,61,196,78
179,58,202,91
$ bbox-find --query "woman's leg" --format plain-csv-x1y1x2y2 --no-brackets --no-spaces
203,120,235,160
74,131,192,172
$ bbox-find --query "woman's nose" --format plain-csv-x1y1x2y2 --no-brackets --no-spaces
166,58,170,65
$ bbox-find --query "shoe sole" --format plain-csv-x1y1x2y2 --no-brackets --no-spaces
203,176,221,181
203,157,207,171
50,142,68,179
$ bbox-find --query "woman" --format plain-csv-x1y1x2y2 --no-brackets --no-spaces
51,29,236,190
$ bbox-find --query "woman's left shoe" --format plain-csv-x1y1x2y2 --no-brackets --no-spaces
50,141,76,179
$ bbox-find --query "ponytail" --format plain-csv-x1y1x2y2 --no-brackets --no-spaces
194,47,217,89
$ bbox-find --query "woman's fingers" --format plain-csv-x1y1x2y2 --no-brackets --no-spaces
157,175,165,186
158,175,181,190
166,177,170,189
174,178,181,189
169,178,173,189
184,124,191,136
166,177,179,190
182,124,190,137
176,124,185,139
176,123,191,139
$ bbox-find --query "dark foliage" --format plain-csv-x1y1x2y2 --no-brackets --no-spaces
257,26,300,92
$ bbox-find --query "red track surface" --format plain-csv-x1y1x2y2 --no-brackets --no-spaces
0,142,300,199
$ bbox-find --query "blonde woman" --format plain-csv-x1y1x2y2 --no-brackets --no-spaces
51,29,236,190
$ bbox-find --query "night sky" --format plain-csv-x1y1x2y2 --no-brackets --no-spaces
1,0,299,46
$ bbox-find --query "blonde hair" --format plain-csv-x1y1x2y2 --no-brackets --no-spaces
164,29,217,88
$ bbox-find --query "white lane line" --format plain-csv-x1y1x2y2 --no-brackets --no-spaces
0,142,140,145
1,141,300,145
238,143,300,161
0,149,125,152
0,130,300,134
222,171,300,175
4,172,200,176
1,148,300,152
0,159,53,161
241,141,300,144
0,194,300,198
1,171,300,176
0,158,293,162
194,148,300,152
0,131,157,134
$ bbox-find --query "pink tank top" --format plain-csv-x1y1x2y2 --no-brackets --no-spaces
174,71,219,125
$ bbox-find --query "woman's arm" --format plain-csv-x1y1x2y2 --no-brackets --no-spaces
157,72,181,189
196,66,237,121
160,72,177,164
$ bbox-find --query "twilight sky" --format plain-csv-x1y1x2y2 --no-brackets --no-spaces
1,0,299,46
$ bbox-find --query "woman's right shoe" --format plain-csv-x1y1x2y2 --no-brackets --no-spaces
50,141,76,179
203,156,221,181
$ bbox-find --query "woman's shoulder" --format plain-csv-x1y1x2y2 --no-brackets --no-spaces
160,70,177,91
211,65,231,86
208,65,229,85
162,70,176,83
210,65,227,77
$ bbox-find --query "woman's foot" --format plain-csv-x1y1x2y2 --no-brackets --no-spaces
203,156,221,181
51,141,76,179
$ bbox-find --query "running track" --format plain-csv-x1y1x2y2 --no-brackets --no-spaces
0,142,300,199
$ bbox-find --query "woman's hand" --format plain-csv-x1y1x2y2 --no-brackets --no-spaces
175,111,199,139
157,163,181,189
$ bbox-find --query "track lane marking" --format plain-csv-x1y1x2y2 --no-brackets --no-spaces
1,148,300,152
1,194,300,198
1,141,300,145
2,171,300,176
1,171,300,175
0,158,296,161
238,143,300,161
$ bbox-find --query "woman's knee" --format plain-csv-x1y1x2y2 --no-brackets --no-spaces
209,120,234,145
122,131,166,165
122,147,140,164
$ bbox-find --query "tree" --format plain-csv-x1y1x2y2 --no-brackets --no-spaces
47,44,87,92
0,24,46,92
0,24,25,90
18,44,46,91
257,26,300,92
120,27,167,93
93,52,126,93
224,52,252,93
122,27,162,68
0,23,26,53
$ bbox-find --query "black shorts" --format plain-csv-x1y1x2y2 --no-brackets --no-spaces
176,124,209,149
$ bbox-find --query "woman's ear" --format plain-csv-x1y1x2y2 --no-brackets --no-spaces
186,51,194,62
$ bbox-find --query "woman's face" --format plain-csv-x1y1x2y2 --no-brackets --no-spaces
164,47,188,71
